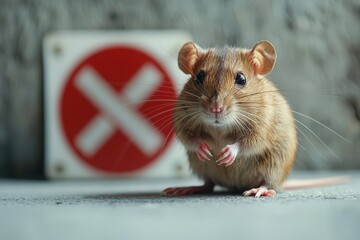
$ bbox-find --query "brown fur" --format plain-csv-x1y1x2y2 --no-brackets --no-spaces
174,41,297,191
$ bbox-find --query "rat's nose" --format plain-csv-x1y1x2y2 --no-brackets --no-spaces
209,101,224,113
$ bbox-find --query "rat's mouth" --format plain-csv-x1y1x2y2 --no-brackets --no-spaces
212,113,223,125
203,116,226,126
202,110,227,126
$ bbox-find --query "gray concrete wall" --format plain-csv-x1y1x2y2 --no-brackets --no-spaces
1,0,360,178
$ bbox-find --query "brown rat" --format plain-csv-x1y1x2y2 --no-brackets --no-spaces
163,40,347,197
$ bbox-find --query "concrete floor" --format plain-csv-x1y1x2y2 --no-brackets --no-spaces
1,171,360,240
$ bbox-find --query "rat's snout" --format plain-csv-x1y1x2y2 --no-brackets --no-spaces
209,99,224,114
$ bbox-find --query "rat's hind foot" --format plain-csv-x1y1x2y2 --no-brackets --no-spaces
162,180,214,196
243,186,276,198
162,186,212,196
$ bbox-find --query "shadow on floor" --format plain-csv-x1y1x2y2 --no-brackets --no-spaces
83,190,245,203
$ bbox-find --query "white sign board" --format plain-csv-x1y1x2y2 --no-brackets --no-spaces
43,31,191,179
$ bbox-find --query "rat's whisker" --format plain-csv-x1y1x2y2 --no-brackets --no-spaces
294,118,339,160
239,110,273,126
146,110,174,126
181,89,202,99
236,104,348,155
239,90,281,100
156,112,192,145
239,110,319,157
295,123,332,163
172,110,203,139
143,105,189,120
109,82,185,92
238,88,344,101
295,125,324,157
234,111,257,126
291,110,351,144
296,136,307,151
150,106,201,129
131,99,196,104
232,116,246,133
160,110,203,150
154,109,201,135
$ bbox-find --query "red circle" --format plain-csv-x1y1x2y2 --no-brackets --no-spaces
59,46,176,173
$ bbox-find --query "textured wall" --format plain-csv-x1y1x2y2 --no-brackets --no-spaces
1,0,360,178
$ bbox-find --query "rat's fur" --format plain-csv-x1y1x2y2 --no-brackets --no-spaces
173,41,297,191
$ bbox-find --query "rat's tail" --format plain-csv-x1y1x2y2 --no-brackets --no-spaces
281,176,349,191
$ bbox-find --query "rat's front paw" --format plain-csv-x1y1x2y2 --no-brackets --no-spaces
216,143,240,167
196,141,213,161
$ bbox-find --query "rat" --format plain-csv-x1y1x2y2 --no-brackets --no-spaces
163,40,347,197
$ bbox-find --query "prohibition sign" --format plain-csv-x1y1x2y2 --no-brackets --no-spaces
59,46,177,173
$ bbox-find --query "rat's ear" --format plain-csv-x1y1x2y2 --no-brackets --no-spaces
249,40,276,76
178,42,204,75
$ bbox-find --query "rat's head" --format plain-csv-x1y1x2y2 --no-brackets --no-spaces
177,41,276,127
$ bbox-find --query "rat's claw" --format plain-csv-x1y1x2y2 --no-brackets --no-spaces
196,151,208,161
243,186,276,198
216,143,240,166
196,141,212,161
217,153,236,167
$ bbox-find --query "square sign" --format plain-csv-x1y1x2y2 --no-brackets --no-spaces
43,31,191,179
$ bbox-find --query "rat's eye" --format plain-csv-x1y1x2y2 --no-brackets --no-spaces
195,70,205,85
235,72,246,86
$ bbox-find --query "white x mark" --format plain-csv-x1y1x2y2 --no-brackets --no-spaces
74,64,164,157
